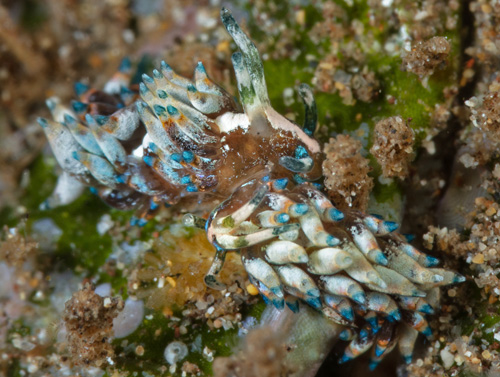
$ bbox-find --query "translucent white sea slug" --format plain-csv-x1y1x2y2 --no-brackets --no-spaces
38,8,464,369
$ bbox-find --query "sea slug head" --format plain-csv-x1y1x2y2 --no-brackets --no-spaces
217,8,323,185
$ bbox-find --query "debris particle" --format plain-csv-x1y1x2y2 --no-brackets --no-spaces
371,116,415,179
402,36,451,76
203,346,215,362
472,253,484,264
182,361,201,375
0,226,38,268
322,134,373,211
468,91,500,140
62,283,124,366
351,70,380,102
440,348,454,369
135,345,145,356
246,283,259,295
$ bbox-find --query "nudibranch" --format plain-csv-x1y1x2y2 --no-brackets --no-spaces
38,8,464,370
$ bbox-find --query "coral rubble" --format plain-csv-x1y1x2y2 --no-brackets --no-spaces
322,134,373,211
62,283,124,366
402,37,451,77
371,116,415,179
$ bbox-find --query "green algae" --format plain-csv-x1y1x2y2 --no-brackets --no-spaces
111,303,265,376
111,310,237,375
261,24,457,139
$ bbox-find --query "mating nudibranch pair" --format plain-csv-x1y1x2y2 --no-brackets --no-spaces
38,8,464,370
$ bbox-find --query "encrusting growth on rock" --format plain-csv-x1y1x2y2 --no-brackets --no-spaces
426,193,500,301
461,82,500,168
402,37,451,77
420,189,500,374
371,116,415,179
62,283,124,367
468,90,500,138
322,134,373,211
130,228,256,326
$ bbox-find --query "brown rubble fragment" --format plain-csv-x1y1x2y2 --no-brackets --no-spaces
423,226,470,258
313,58,379,104
431,103,452,130
458,127,497,168
408,0,460,40
468,90,500,138
182,361,201,375
309,2,348,43
402,37,451,77
371,116,415,179
0,226,38,268
62,283,124,367
322,134,373,211
351,70,380,103
313,55,341,94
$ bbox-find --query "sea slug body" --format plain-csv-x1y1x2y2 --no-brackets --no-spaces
38,7,464,370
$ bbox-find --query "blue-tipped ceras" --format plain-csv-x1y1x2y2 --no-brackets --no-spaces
38,8,464,370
